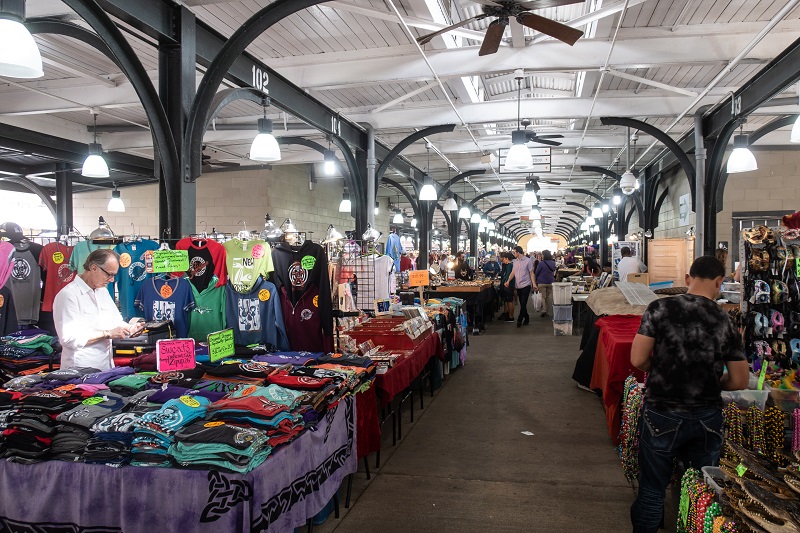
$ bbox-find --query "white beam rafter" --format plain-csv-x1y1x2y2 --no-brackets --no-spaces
603,67,698,97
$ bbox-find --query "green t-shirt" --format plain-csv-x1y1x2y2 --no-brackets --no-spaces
70,240,115,297
188,276,227,341
222,239,273,293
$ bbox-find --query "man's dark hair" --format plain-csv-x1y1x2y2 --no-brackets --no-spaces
689,255,726,280
514,245,524,254
457,250,465,257
620,246,632,257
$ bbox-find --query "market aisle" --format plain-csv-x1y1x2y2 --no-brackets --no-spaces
330,312,636,532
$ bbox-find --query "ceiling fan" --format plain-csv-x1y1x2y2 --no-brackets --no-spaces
202,145,240,172
417,0,585,56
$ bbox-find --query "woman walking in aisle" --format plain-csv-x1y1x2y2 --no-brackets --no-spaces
505,246,536,327
534,250,557,318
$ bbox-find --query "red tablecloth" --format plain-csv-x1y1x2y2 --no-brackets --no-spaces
355,385,380,458
589,315,646,445
374,333,444,407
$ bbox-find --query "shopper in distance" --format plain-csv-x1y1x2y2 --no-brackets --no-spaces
616,246,647,282
505,246,537,327
628,255,749,533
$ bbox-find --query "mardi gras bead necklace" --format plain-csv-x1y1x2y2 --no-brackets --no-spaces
746,405,765,454
723,403,743,461
703,502,721,533
793,408,800,453
765,406,786,464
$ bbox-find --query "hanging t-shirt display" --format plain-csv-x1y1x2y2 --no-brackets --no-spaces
271,241,332,351
224,277,289,350
69,241,114,297
188,276,227,341
38,242,76,313
175,237,227,291
386,232,402,271
222,238,272,294
135,277,195,338
0,286,17,336
348,254,395,310
7,241,43,325
114,239,160,321
0,241,16,288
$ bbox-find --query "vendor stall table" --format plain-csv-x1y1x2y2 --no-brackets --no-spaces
0,397,357,533
425,283,495,333
374,332,444,407
589,315,646,445
556,268,582,282
571,293,589,336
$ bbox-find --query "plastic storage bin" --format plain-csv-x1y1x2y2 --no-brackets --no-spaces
721,389,769,411
553,304,573,322
554,321,573,336
702,466,729,497
553,282,573,305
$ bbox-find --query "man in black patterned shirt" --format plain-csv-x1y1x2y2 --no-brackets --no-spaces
629,255,748,533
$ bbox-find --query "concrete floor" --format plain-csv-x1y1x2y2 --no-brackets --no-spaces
318,307,647,533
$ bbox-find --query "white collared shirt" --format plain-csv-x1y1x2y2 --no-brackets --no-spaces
53,275,125,370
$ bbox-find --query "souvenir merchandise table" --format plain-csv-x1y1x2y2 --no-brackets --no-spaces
0,397,357,533
425,283,495,332
589,315,646,445
373,332,444,407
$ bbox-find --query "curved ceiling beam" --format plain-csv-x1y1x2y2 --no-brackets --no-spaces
186,0,332,182
277,136,355,193
566,201,591,213
469,190,501,207
383,178,419,217
580,165,624,181
374,124,456,193
600,116,696,209
205,88,264,131
484,203,511,216
0,176,57,218
27,19,114,62
495,212,517,223
570,188,605,203
437,169,486,201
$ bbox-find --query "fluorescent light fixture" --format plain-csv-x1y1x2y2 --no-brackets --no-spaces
323,149,336,176
0,3,43,79
726,134,757,173
338,190,351,213
107,187,125,212
250,118,281,162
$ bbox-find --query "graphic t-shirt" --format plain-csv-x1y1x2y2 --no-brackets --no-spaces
188,276,227,341
223,239,273,294
176,237,227,291
7,242,42,324
224,278,288,350
39,242,76,313
0,241,14,288
114,239,160,321
386,232,402,271
135,277,195,338
638,293,745,410
0,285,17,336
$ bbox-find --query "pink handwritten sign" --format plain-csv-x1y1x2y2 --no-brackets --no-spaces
156,338,196,372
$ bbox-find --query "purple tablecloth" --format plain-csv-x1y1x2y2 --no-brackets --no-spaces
0,397,357,533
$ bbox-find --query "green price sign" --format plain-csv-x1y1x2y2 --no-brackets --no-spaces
150,249,189,273
208,328,235,362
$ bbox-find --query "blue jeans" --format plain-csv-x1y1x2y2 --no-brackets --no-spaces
630,403,724,533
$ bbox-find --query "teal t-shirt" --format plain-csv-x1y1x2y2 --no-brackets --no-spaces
188,275,227,341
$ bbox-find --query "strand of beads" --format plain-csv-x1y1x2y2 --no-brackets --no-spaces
765,406,786,465
693,492,713,533
703,502,721,533
619,376,642,485
723,403,743,461
793,408,800,453
746,405,766,455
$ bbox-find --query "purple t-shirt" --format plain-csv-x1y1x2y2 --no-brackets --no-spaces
512,256,534,288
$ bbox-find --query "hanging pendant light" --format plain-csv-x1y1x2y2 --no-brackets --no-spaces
418,144,437,201
470,212,481,224
612,187,622,205
250,98,281,162
392,209,403,224
520,180,538,206
458,204,471,219
529,207,541,220
0,1,43,79
591,203,603,219
374,204,379,215
504,70,533,171
82,110,110,178
338,189,351,213
443,192,458,211
585,214,595,226
323,149,336,176
726,132,758,173
410,218,417,228
107,184,125,212
602,201,610,213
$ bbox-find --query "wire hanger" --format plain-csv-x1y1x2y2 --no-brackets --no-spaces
237,220,251,241
159,229,170,250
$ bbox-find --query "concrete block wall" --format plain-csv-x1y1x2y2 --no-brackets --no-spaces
653,170,695,240
71,164,359,241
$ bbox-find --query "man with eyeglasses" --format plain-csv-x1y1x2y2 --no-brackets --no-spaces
54,249,140,370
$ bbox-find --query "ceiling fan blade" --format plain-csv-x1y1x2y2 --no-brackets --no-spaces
536,134,564,139
530,138,562,146
471,0,503,5
478,18,507,56
417,15,485,45
518,0,585,9
539,180,561,186
516,12,583,46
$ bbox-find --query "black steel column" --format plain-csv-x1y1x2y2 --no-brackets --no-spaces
354,149,368,235
417,201,429,270
159,6,196,238
450,216,459,255
469,223,478,258
55,163,72,233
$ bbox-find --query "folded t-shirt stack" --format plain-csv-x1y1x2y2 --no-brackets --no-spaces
0,329,61,376
200,361,279,385
70,366,136,385
169,421,272,473
52,392,129,462
131,395,211,468
252,351,323,366
107,373,154,396
147,367,207,389
83,432,134,467
1,389,81,463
